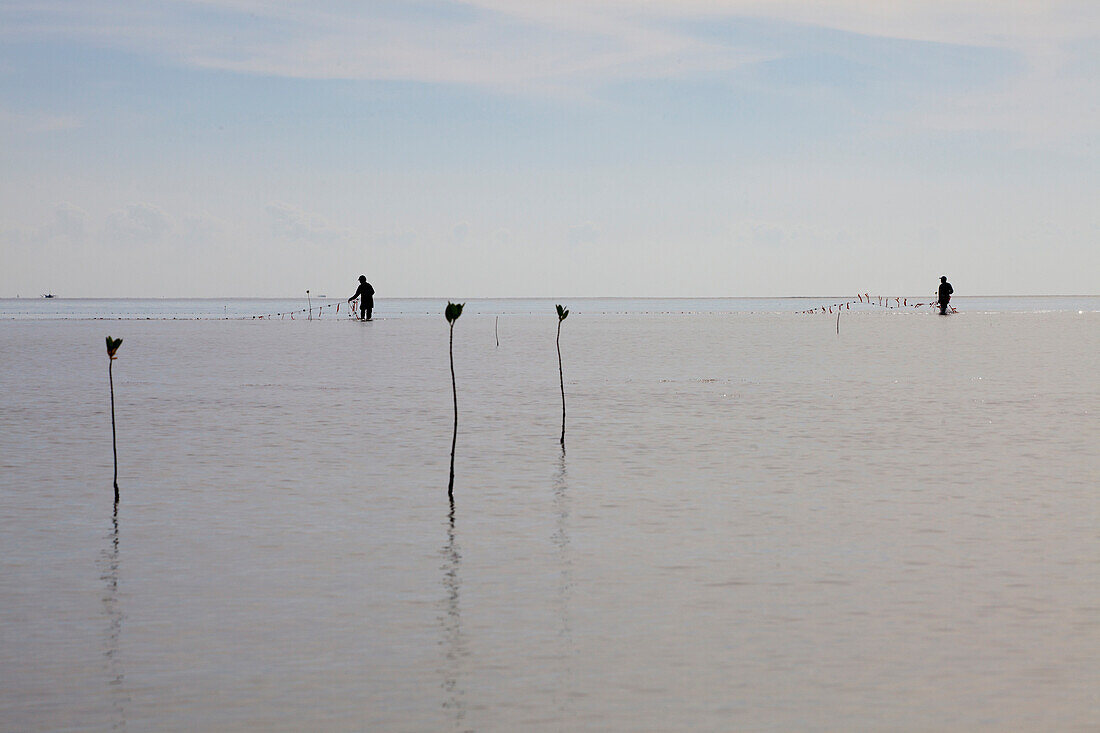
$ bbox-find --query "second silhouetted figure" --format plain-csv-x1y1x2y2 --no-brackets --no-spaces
938,275,953,315
349,275,375,320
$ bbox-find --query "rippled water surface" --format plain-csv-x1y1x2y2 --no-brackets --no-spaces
1,300,1097,731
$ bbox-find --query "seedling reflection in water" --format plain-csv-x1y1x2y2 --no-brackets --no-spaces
105,336,123,503
445,302,464,498
556,304,569,447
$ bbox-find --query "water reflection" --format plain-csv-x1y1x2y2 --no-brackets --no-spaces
440,499,471,731
552,449,575,718
100,503,128,730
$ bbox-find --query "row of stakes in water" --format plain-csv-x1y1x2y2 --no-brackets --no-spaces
800,294,955,314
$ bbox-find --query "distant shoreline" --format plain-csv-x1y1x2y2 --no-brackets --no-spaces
3,295,1097,321
3,294,1097,300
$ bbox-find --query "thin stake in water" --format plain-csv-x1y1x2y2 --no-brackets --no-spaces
556,304,569,447
105,336,123,503
445,302,465,498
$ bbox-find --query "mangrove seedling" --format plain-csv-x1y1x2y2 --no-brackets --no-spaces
556,304,569,447
105,336,123,502
445,302,465,498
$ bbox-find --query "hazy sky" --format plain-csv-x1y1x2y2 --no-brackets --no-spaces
2,1,1097,297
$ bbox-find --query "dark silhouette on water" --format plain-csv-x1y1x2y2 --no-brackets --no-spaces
445,303,464,498
938,276,954,315
348,275,375,320
105,336,123,502
555,305,569,447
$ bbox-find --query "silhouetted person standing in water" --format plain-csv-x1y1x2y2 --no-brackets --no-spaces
349,275,375,320
938,275,953,315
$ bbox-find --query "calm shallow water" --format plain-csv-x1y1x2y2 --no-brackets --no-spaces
3,295,1098,320
1,301,1098,731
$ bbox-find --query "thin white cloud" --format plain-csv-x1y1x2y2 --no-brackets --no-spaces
45,203,87,241
627,0,1098,47
266,203,348,242
1,202,88,248
179,212,230,248
568,221,600,246
0,107,83,133
726,218,848,251
104,203,172,245
176,4,751,97
2,1,1096,145
8,1,1094,67
372,230,417,248
915,43,1099,147
0,1,764,91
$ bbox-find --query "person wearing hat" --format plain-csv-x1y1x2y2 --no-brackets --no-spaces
349,275,375,321
937,275,953,315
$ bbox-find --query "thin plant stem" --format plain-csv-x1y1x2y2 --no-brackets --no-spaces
448,322,458,498
557,319,565,447
109,359,119,502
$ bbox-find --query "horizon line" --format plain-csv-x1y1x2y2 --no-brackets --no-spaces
4,294,1098,300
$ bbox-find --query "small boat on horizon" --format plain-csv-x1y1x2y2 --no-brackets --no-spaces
42,293,55,298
